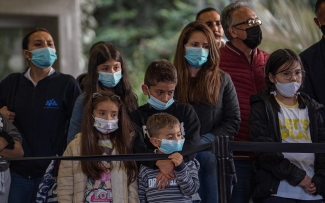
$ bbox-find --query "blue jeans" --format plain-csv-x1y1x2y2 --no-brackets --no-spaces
8,171,42,203
196,134,218,203
231,160,256,203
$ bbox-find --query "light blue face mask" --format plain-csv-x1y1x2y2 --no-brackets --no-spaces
148,93,174,110
98,70,123,88
28,47,57,69
156,138,185,154
184,47,209,68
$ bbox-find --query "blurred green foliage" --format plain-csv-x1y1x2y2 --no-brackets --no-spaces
81,0,322,105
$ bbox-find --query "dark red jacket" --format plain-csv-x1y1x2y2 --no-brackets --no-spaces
220,42,269,144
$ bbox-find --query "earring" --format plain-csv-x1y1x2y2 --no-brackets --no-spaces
28,58,31,61
270,91,276,96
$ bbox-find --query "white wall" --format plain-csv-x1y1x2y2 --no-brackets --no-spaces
0,0,82,77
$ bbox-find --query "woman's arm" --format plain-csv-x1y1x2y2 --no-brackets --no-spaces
0,113,23,157
67,94,85,144
210,74,240,139
0,140,23,158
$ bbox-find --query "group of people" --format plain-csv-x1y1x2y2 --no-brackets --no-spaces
0,0,325,203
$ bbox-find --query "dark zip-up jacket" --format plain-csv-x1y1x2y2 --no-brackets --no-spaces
0,71,81,178
300,37,325,121
131,102,200,169
249,92,325,199
189,71,240,184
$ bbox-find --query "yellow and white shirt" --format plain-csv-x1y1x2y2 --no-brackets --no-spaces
275,98,322,200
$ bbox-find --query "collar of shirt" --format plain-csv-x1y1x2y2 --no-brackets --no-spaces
24,67,55,86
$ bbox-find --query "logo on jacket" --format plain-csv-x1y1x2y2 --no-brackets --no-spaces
44,99,59,109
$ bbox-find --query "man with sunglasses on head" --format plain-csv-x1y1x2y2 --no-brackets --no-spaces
300,0,325,122
219,1,269,203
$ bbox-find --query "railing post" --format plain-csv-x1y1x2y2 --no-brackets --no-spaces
216,136,231,203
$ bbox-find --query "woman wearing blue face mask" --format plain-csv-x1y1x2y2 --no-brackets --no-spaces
67,41,138,144
0,28,81,203
174,21,241,203
249,49,325,202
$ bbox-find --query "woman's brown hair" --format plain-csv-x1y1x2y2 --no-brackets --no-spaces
173,21,222,105
84,41,138,114
80,92,137,185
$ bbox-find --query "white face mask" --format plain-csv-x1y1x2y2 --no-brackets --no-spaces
93,116,119,134
275,80,301,97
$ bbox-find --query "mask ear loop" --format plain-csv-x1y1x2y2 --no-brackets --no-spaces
153,138,162,153
146,85,152,98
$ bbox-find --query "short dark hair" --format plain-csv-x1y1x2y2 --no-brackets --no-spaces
315,0,325,15
196,7,219,20
144,59,177,87
146,113,180,137
22,28,51,50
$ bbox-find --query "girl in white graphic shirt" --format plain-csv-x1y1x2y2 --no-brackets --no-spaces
249,49,325,202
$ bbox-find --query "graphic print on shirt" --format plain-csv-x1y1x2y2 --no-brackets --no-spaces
147,177,178,188
142,122,185,138
84,140,113,203
278,102,311,141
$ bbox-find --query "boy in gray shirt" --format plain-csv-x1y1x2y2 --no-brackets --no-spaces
138,113,200,203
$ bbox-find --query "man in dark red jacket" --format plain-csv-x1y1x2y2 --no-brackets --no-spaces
220,1,269,202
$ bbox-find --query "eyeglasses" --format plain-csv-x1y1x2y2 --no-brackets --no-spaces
92,93,121,100
276,70,304,80
232,19,262,27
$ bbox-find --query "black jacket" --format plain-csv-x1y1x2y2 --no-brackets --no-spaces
300,37,325,120
189,71,240,139
0,71,81,178
188,71,240,184
131,102,200,168
249,92,325,199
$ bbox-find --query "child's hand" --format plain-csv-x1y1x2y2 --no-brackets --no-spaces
156,160,175,179
306,182,317,194
299,175,313,191
155,172,171,190
168,152,183,166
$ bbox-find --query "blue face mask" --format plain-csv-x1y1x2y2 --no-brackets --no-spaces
148,93,174,110
184,47,209,68
98,70,123,88
29,47,57,69
156,138,185,154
